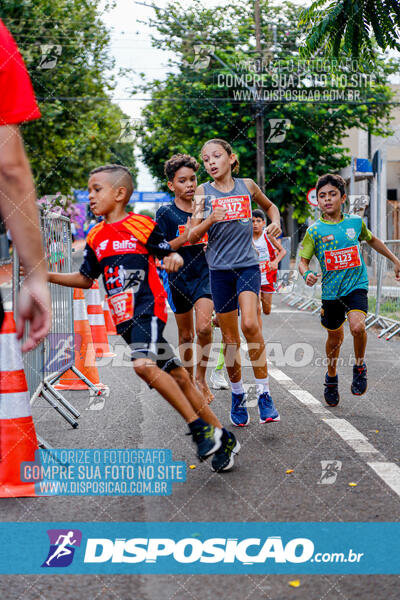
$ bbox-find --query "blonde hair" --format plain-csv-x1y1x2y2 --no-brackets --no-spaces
201,138,240,174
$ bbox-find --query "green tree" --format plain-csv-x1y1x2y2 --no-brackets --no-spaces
1,0,137,195
136,0,397,222
300,0,400,59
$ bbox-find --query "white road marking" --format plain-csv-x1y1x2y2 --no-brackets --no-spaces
268,367,292,381
368,462,400,496
323,418,380,454
269,369,400,498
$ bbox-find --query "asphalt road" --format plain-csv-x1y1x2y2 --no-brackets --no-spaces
1,269,400,598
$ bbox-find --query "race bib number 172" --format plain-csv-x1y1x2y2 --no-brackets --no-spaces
211,195,251,221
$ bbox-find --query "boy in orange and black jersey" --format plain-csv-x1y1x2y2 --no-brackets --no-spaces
48,164,240,472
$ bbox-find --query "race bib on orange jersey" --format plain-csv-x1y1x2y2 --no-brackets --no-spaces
211,195,251,221
107,289,134,325
324,246,361,271
177,225,208,246
259,260,272,284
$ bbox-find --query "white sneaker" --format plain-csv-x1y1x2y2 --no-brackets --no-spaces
210,369,229,390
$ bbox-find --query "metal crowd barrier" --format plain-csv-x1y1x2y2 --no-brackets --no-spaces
281,246,321,312
365,240,400,340
13,210,81,442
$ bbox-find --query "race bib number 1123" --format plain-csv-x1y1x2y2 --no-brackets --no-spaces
324,246,361,271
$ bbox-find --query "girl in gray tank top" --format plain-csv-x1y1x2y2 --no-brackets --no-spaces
189,138,282,430
202,178,258,270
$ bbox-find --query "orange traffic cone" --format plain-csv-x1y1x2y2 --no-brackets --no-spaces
55,288,107,390
86,282,115,358
103,297,117,335
0,311,38,497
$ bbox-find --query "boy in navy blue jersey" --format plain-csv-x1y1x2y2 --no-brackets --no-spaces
157,154,219,403
48,164,240,472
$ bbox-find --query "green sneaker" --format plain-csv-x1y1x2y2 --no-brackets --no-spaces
190,424,223,461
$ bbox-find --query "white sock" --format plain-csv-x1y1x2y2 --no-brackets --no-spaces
231,379,244,394
255,377,270,395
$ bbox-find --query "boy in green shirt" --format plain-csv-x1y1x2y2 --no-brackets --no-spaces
299,173,400,406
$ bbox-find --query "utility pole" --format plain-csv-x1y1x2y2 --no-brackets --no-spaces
254,0,265,193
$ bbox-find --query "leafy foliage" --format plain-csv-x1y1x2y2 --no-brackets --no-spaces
0,0,137,195
136,0,396,221
300,0,400,58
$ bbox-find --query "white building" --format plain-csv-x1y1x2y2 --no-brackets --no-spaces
340,84,400,240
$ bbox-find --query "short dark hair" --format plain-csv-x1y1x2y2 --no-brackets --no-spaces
200,138,240,174
252,209,265,220
89,164,133,200
316,173,346,197
164,154,199,181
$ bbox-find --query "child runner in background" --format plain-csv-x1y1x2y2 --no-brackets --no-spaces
189,138,282,428
252,208,286,321
48,164,240,472
299,173,400,406
156,154,214,404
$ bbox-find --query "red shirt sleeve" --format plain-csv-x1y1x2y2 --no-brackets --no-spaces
0,19,41,126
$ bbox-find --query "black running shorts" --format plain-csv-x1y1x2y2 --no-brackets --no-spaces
121,315,181,373
321,288,368,331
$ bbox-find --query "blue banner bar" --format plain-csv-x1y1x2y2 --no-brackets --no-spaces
74,190,173,204
0,523,398,574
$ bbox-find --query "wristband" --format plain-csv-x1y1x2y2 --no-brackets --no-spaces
303,270,313,281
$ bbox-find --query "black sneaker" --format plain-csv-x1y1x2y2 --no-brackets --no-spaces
211,429,241,472
351,363,368,396
190,423,223,461
324,373,340,406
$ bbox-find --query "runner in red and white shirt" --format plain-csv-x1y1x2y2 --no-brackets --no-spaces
0,19,50,349
252,209,286,318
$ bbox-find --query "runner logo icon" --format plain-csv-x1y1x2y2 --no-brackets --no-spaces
41,529,82,568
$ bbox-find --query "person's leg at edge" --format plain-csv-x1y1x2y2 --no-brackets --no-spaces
133,358,204,423
257,294,263,331
217,308,249,426
169,365,221,428
133,358,224,460
238,290,267,380
347,310,367,366
326,326,344,377
239,289,279,423
216,342,225,370
216,309,242,385
174,310,195,381
347,309,368,396
261,292,273,316
193,296,214,403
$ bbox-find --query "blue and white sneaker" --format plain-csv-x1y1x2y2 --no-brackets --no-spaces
258,392,280,423
230,392,249,427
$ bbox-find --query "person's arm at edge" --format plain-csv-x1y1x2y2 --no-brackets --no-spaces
167,218,191,250
156,207,189,250
0,125,51,350
144,222,184,273
269,236,286,267
48,271,94,288
245,179,281,237
298,232,320,285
